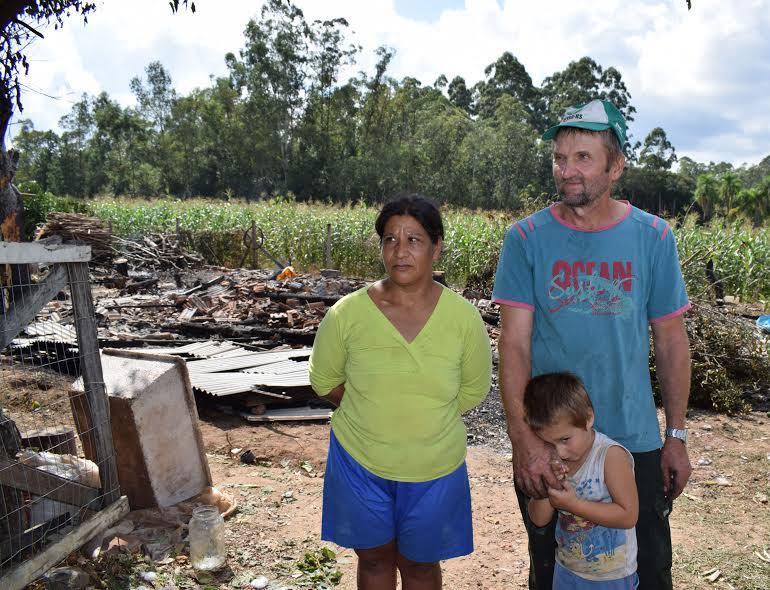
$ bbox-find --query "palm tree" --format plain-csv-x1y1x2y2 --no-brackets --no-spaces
718,172,742,218
735,187,757,222
737,176,770,225
754,176,770,224
694,173,719,222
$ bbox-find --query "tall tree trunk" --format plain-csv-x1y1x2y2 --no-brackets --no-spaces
0,92,24,240
0,90,31,303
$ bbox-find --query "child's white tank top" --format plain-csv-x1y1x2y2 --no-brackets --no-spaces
555,430,638,581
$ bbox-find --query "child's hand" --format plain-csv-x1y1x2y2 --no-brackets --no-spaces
550,458,568,481
547,480,577,511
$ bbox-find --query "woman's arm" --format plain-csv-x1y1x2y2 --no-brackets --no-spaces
528,497,555,528
547,446,639,529
308,307,347,401
457,310,493,414
322,383,345,407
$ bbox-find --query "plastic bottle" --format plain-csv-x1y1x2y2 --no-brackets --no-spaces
188,505,226,570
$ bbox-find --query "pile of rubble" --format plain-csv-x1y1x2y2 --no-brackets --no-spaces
95,268,367,345
9,266,376,421
12,209,503,422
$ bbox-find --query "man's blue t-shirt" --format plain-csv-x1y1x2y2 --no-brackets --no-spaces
492,202,690,452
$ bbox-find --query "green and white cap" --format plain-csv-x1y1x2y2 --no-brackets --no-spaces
542,99,627,147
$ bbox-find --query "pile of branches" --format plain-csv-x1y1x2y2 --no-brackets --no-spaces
112,233,203,271
652,301,770,413
36,212,112,265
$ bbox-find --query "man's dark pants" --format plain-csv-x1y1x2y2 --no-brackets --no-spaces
515,449,673,590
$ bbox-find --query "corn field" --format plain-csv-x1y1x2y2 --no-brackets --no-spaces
676,215,770,305
82,197,514,287
32,195,770,304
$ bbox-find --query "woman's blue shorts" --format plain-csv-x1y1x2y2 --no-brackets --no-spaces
321,430,474,563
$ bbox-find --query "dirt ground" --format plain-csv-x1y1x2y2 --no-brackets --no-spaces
3,369,769,589
192,401,770,590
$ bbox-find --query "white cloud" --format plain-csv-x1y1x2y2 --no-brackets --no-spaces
9,0,770,167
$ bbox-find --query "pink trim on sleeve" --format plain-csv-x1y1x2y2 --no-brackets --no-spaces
652,217,659,228
514,224,527,240
649,302,691,324
527,218,534,232
660,224,669,240
492,298,535,312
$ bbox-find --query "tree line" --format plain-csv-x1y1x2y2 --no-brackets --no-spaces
10,0,770,221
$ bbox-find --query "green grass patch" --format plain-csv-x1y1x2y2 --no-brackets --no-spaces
673,545,770,590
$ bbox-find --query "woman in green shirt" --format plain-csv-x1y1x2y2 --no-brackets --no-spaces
309,194,492,590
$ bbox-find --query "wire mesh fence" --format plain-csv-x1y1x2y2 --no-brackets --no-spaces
0,248,119,575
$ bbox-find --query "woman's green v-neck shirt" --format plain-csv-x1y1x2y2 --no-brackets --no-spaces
309,286,492,482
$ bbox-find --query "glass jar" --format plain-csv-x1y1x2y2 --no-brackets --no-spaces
188,505,226,571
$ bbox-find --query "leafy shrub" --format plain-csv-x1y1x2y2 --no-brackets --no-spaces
651,303,770,413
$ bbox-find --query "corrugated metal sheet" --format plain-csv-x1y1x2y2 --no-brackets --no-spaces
142,341,244,358
242,359,308,375
190,373,267,395
138,343,312,394
190,370,310,395
208,348,254,359
23,321,77,344
186,348,311,374
10,338,79,351
242,406,332,422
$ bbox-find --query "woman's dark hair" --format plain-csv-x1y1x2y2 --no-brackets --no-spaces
523,372,594,430
375,193,444,244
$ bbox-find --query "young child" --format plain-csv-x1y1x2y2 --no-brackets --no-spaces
523,372,639,589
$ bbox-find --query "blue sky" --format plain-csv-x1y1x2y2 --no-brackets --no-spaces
10,0,770,168
394,0,469,22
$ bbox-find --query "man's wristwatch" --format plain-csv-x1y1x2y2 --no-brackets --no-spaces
665,427,688,444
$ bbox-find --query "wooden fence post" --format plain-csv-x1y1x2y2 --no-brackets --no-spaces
324,223,332,269
66,261,120,508
250,221,258,269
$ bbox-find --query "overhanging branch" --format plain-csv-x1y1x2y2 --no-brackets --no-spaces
11,17,44,39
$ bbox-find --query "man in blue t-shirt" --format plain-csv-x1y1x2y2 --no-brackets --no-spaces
493,99,692,590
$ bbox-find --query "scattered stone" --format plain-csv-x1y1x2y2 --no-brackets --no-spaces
702,424,713,431
250,576,269,589
698,457,713,466
45,567,90,590
703,476,732,486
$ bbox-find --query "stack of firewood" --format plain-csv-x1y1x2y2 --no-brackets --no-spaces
112,233,203,270
36,212,113,265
